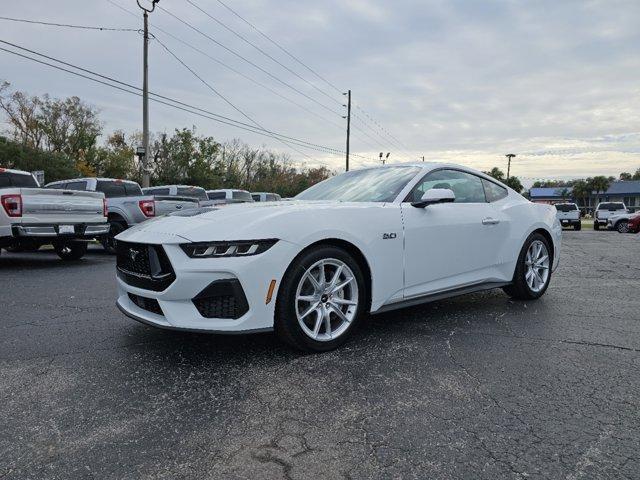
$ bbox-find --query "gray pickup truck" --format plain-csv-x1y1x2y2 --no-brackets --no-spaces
142,184,217,207
593,202,627,230
45,178,199,252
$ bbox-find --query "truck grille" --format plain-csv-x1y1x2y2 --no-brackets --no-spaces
116,241,176,292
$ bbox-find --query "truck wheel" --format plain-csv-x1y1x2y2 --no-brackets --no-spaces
574,222,581,231
54,241,87,261
102,221,126,254
616,220,629,233
593,222,599,231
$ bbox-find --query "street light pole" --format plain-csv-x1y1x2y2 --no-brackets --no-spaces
506,153,516,180
138,0,159,188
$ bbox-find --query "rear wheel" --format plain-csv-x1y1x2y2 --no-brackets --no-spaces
574,222,581,231
503,233,552,300
275,246,367,352
102,221,126,254
54,241,87,261
616,220,629,233
593,222,600,230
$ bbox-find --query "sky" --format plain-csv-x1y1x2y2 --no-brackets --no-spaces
1,0,639,184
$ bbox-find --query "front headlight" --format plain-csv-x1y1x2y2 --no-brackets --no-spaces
180,239,278,258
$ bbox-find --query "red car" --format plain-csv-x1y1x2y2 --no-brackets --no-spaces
629,213,640,233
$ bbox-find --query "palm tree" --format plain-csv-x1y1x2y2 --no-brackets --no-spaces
571,180,589,210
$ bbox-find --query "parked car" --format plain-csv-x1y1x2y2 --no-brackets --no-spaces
45,178,199,253
206,189,254,204
142,185,216,207
251,192,281,202
554,203,581,230
627,213,640,233
607,212,639,233
1,168,108,260
115,163,561,352
593,202,627,230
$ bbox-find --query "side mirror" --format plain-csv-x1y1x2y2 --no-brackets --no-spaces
411,188,455,208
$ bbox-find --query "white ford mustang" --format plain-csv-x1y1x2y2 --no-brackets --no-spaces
115,163,561,351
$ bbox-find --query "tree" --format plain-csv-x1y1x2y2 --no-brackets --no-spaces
0,136,79,183
632,168,640,181
588,176,611,197
571,179,590,208
484,166,523,193
619,172,632,181
484,167,505,182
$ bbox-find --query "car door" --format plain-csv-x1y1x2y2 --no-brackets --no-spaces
400,169,508,298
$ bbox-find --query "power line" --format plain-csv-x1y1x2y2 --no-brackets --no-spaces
152,35,315,161
0,15,138,32
213,0,343,95
104,0,377,161
0,40,364,158
209,0,412,157
156,4,344,119
184,0,343,108
103,0,346,133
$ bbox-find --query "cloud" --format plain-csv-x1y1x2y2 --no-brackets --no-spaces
0,0,638,180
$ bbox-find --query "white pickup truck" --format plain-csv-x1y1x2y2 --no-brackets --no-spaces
0,168,109,260
593,202,628,230
554,203,581,230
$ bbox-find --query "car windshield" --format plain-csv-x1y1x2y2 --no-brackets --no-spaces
296,166,421,202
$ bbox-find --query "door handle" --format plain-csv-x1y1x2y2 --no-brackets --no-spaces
482,217,500,225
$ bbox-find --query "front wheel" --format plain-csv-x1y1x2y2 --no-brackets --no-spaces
503,233,552,300
275,246,368,352
616,221,629,233
102,221,126,254
594,222,600,230
54,241,87,261
574,222,581,231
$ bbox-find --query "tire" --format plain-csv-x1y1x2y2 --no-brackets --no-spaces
616,221,629,234
102,221,126,254
274,245,368,352
574,222,581,231
593,222,600,230
54,241,87,261
503,232,552,301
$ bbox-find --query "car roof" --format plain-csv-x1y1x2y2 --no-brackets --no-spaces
145,185,204,189
0,167,31,175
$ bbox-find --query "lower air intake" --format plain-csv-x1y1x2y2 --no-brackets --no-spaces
192,279,249,319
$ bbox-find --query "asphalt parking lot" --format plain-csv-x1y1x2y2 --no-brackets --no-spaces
1,231,639,479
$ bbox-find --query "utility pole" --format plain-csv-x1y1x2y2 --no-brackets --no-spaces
506,153,516,180
343,90,351,171
422,156,425,162
138,0,159,188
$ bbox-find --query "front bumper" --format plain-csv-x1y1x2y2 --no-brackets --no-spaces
115,237,298,333
11,223,110,238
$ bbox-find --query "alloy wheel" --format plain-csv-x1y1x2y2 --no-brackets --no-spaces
617,221,629,233
295,258,359,342
524,240,550,293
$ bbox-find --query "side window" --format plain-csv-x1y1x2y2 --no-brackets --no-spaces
207,191,225,200
408,169,486,203
65,181,88,191
148,188,170,195
0,173,10,188
45,183,65,189
251,194,261,201
482,179,508,202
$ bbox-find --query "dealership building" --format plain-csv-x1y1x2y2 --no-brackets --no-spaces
529,180,640,213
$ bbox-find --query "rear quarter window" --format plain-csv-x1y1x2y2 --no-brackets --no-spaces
482,179,508,202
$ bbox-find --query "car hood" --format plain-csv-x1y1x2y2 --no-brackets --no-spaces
116,200,383,244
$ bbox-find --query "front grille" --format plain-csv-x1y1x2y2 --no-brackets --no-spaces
128,293,163,316
192,279,249,320
116,241,176,292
